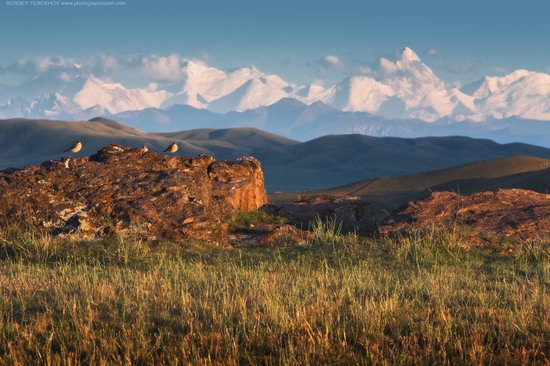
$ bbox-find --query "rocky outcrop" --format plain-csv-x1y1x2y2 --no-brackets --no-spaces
380,189,550,243
262,195,378,234
0,145,268,245
209,157,268,212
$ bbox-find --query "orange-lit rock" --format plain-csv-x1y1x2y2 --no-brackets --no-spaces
0,145,268,245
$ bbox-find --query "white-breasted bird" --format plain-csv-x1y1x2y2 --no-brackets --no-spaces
64,140,82,155
142,144,149,152
164,143,178,154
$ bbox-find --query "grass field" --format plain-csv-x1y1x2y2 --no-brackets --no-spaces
0,225,548,365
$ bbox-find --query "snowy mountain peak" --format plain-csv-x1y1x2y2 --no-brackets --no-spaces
473,69,533,98
165,62,291,112
400,47,421,63
81,76,132,91
0,92,82,119
29,92,82,117
32,92,65,104
467,69,550,120
3,48,550,123
329,47,459,121
74,76,172,114
182,59,225,82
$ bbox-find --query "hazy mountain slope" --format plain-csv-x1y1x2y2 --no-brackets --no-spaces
107,99,550,147
2,118,550,192
108,104,227,132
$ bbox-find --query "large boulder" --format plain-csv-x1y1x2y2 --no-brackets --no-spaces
0,145,268,245
263,194,378,234
380,189,550,243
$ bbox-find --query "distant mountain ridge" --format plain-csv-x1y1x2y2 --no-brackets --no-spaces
109,98,550,147
3,48,550,126
2,118,550,191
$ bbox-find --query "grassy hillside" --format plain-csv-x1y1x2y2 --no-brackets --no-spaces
0,118,169,167
271,156,550,211
433,167,550,194
2,118,550,191
0,226,547,364
263,135,550,190
0,119,297,168
154,127,298,159
326,156,550,196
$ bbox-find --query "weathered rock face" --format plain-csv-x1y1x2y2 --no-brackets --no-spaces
209,157,268,212
0,145,268,245
380,189,550,243
263,195,378,234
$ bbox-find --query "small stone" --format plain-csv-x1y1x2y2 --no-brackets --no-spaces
183,217,195,225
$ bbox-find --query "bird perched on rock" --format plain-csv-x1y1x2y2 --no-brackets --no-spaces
164,143,178,154
64,140,82,155
142,144,149,152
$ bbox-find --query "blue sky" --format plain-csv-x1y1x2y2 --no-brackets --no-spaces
1,0,549,85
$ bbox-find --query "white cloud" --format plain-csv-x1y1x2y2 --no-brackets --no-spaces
356,65,373,75
198,52,210,62
0,55,121,80
320,55,345,69
427,48,438,57
306,54,346,78
35,57,54,72
147,82,159,91
97,55,118,72
59,72,72,81
0,56,74,74
141,54,183,81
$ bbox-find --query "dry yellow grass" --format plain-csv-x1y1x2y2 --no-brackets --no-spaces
0,226,548,365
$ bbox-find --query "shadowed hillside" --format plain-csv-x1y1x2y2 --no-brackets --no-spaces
2,118,550,191
271,156,550,211
0,118,298,168
154,127,297,159
261,135,550,190
324,156,550,196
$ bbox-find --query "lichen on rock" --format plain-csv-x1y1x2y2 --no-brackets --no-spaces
380,189,550,243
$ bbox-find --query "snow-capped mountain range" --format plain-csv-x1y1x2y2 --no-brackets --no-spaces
2,47,550,124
